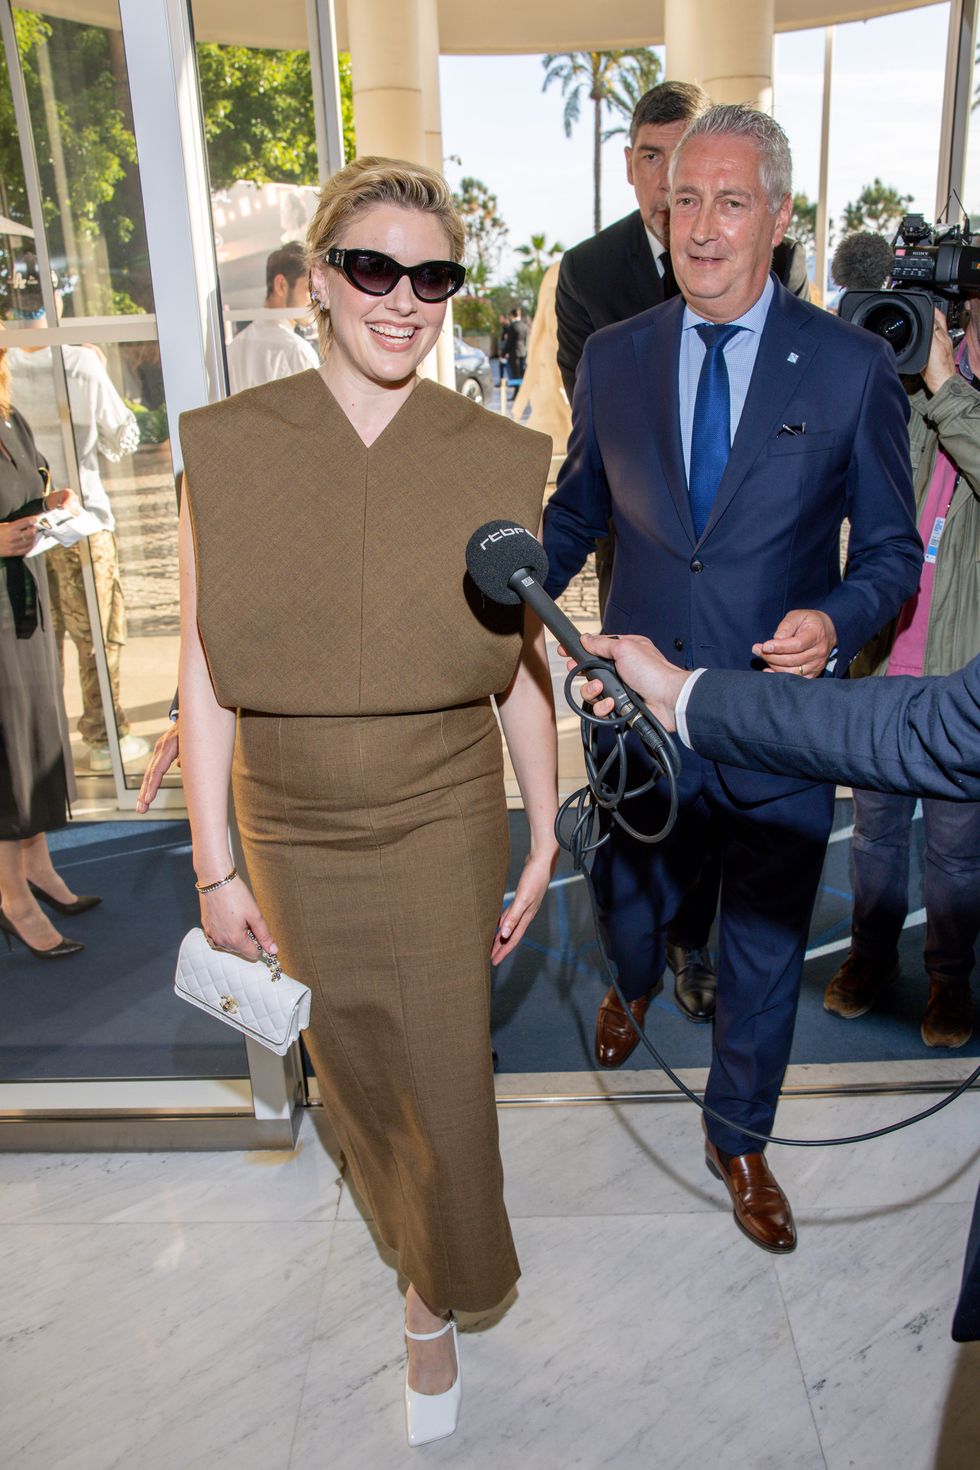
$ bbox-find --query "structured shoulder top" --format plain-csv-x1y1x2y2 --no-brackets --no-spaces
180,372,552,715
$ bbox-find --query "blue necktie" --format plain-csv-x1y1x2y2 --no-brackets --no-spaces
689,323,743,539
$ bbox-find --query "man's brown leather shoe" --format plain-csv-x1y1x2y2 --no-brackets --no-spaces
704,1140,797,1253
824,948,899,1019
921,977,974,1048
594,986,651,1068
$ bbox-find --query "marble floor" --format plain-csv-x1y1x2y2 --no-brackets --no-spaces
1,1085,978,1470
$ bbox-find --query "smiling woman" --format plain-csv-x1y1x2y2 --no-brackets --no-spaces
175,156,558,1449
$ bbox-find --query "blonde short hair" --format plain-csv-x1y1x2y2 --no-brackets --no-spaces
307,156,465,355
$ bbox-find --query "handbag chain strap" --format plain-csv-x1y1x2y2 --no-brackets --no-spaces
246,926,282,982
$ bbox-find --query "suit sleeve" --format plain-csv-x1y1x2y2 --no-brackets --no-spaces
555,252,595,403
685,659,980,801
817,341,923,673
541,340,612,599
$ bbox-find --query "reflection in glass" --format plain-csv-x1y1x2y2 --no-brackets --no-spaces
4,337,177,784
11,5,154,317
194,28,326,389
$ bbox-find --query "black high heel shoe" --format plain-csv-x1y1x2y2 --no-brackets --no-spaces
0,910,84,958
28,882,102,916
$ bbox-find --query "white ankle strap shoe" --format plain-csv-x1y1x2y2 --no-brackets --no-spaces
404,1313,461,1447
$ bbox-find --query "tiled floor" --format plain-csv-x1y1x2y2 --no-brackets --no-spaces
1,1085,977,1469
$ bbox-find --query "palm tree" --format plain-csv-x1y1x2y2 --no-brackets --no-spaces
542,49,661,234
600,51,663,144
514,232,564,310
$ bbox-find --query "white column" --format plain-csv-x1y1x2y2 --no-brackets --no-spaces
701,0,775,112
664,0,704,86
347,0,425,162
814,27,835,308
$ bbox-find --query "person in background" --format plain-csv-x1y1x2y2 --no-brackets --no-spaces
0,337,98,958
503,305,529,390
225,241,320,394
6,259,146,773
822,297,980,1047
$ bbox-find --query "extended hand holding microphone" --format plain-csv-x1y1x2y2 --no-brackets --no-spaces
465,520,979,1151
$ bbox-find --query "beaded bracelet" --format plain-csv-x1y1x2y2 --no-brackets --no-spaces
195,866,238,894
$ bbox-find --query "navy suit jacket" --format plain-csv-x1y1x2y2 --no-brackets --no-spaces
543,277,923,802
686,657,980,802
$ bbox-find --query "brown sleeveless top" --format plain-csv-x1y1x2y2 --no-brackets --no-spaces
179,373,552,716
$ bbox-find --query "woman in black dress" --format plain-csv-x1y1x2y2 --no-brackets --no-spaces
0,344,95,957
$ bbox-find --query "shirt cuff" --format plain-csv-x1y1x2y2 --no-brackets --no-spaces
675,669,707,748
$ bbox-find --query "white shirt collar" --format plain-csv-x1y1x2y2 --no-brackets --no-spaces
644,224,668,276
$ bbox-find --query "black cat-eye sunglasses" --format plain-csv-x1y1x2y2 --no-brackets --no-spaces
324,247,466,303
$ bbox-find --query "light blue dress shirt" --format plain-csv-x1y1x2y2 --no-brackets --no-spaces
679,274,775,484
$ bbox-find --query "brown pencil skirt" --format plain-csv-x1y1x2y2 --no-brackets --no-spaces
233,700,519,1312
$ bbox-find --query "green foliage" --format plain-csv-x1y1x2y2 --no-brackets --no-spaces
841,179,914,239
601,51,663,142
453,176,508,278
452,294,500,335
514,232,563,310
197,45,317,187
125,397,169,444
789,193,818,256
542,49,661,233
1,19,355,320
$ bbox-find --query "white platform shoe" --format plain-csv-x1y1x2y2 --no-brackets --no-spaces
404,1313,461,1447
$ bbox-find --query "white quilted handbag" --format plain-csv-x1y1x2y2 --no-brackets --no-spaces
174,927,311,1055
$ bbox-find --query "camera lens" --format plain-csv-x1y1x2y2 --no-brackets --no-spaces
860,300,915,353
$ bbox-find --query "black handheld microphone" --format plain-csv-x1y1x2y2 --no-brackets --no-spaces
465,520,669,754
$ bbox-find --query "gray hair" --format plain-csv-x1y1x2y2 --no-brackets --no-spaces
670,104,792,212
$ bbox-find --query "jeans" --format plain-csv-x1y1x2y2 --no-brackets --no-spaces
851,787,980,984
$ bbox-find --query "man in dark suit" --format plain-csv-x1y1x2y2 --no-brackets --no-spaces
556,81,810,1035
543,104,922,1253
569,632,980,1340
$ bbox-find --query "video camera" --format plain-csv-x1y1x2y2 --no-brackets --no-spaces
838,214,980,375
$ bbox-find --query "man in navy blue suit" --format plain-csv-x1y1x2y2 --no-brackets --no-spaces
542,104,922,1253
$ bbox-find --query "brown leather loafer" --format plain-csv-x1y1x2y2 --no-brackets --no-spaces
921,977,974,1048
594,986,652,1068
824,949,899,1019
704,1140,797,1253
666,942,716,1023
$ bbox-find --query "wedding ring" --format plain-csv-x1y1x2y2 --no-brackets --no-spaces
798,665,805,676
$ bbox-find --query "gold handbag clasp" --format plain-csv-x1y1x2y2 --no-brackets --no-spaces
219,994,240,1015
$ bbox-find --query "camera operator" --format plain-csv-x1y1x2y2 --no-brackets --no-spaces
821,292,980,1048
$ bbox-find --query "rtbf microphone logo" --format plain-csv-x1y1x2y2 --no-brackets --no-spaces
478,525,534,553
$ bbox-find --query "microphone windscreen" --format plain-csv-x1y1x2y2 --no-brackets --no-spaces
832,231,894,290
466,520,550,605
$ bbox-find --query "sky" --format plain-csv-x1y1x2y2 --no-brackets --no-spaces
438,1,973,280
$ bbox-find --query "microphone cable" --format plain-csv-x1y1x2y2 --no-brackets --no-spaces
555,655,980,1148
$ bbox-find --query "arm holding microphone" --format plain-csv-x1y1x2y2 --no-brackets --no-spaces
573,633,980,802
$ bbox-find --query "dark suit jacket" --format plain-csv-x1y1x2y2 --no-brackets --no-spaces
542,278,923,803
556,209,810,398
686,657,980,801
